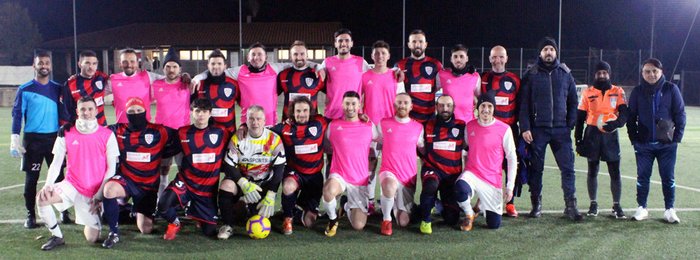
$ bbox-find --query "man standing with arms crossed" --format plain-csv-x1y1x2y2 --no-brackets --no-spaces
395,29,443,124
481,45,522,217
519,37,581,221
11,51,69,228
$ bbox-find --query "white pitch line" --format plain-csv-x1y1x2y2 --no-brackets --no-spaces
540,208,700,214
0,181,45,192
544,166,700,193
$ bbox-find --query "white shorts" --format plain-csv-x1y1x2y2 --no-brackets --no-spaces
160,152,183,167
328,173,369,213
379,171,415,214
52,181,102,229
458,171,503,215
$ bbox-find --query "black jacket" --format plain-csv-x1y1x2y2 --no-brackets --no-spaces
519,58,578,132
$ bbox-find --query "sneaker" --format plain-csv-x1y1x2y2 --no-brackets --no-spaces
612,204,627,219
217,225,233,240
325,220,338,237
60,211,74,225
632,206,648,221
367,201,376,216
505,203,518,218
460,214,476,231
163,223,181,240
40,236,65,251
24,214,38,229
282,217,293,235
587,201,598,217
664,208,680,224
420,221,432,235
101,232,120,249
380,220,392,236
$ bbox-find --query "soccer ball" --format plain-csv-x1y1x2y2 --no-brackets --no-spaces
246,215,271,239
596,113,618,133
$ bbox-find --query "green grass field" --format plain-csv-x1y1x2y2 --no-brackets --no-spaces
1,104,699,258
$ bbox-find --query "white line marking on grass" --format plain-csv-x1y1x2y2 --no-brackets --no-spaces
0,181,45,191
540,208,700,214
544,166,700,193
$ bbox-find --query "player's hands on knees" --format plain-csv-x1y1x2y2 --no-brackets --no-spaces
89,199,102,215
38,185,54,202
237,179,262,204
10,134,26,158
522,131,533,144
257,191,276,218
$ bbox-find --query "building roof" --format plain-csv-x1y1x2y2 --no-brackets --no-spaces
42,22,342,49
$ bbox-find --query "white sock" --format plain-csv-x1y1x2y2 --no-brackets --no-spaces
323,198,337,220
39,205,62,238
367,171,376,200
158,174,169,198
457,196,474,216
380,195,394,221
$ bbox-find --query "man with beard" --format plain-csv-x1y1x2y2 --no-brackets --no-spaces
194,49,239,134
418,95,466,234
277,41,326,122
519,37,581,221
437,45,481,122
11,51,69,228
395,29,443,124
575,61,628,219
63,50,109,126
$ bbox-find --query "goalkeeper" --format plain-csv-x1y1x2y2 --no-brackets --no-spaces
217,105,286,240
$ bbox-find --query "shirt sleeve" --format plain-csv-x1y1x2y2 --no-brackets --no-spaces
502,127,517,191
225,66,242,79
269,62,292,74
362,60,371,72
371,122,380,141
106,132,121,158
417,127,425,148
147,71,165,84
11,88,23,134
396,82,406,94
272,138,286,166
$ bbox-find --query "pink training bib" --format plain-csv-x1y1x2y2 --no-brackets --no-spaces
111,71,152,123
439,70,479,122
238,64,279,126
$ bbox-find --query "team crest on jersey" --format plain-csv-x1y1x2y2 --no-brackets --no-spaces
95,81,103,90
224,88,233,97
504,81,513,91
451,128,460,137
309,126,318,137
175,180,184,188
209,134,219,144
425,67,433,75
305,78,314,87
145,134,154,144
610,97,617,108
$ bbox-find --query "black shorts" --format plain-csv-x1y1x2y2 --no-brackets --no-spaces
167,178,218,225
420,167,460,206
21,133,58,173
581,125,621,162
285,171,324,213
107,175,158,217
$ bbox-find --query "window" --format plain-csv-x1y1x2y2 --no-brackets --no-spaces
278,49,289,60
314,49,326,60
179,50,191,60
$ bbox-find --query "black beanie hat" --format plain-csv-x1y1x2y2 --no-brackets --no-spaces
538,37,558,53
595,61,611,75
477,92,496,108
163,48,181,66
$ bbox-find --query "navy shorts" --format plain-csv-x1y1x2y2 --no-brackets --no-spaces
108,175,157,217
286,171,324,213
168,178,218,225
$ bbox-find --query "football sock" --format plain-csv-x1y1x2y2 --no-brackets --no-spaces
218,191,236,226
380,195,394,221
39,205,62,238
455,180,473,215
587,160,600,201
103,198,120,234
281,192,297,218
323,197,337,220
367,171,376,201
419,178,439,222
158,175,169,199
24,170,40,216
608,161,622,203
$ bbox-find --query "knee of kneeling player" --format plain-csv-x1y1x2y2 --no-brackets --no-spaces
485,211,502,229
282,178,298,195
102,183,121,199
454,180,472,202
421,178,439,195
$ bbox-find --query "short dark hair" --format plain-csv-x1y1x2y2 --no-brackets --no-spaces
34,50,50,59
642,58,663,70
290,40,306,49
79,50,97,60
249,42,266,50
77,96,97,106
451,44,468,54
343,90,361,100
208,49,227,61
287,96,315,121
334,28,352,39
372,40,390,51
190,98,213,111
120,48,137,56
409,29,426,37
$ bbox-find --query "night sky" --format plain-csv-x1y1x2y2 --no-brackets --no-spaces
15,0,700,69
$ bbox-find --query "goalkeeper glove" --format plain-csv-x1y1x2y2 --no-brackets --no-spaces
10,134,25,158
237,178,262,204
257,191,276,218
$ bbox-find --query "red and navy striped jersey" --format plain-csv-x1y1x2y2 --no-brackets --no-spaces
277,67,326,121
422,117,466,175
197,77,239,133
270,115,329,175
176,124,228,197
481,71,521,126
109,123,171,190
62,71,108,126
395,57,443,124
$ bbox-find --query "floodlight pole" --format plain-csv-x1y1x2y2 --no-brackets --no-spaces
650,0,655,58
239,0,243,66
402,0,406,58
671,1,700,79
73,0,78,74
558,0,562,59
